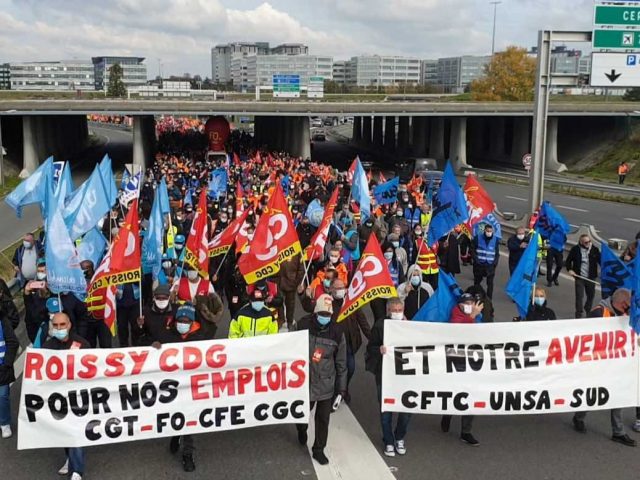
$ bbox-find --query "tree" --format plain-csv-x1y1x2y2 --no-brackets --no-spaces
107,63,127,98
623,88,640,101
470,46,536,101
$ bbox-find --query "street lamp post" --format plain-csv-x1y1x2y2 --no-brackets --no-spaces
490,1,502,55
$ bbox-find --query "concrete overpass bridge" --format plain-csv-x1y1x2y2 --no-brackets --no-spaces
0,99,637,175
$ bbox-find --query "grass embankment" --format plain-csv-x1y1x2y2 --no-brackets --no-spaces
481,174,640,206
570,136,640,186
0,175,22,198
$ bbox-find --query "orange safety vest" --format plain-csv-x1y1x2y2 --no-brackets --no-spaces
416,240,439,274
618,164,629,175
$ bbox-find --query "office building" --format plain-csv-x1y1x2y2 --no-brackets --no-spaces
241,54,333,91
92,56,147,91
270,43,309,55
345,55,421,87
9,60,94,90
421,59,438,85
332,60,348,84
437,55,491,92
0,63,10,90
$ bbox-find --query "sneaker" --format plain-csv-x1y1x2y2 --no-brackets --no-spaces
460,433,480,446
57,459,69,476
383,444,396,457
182,454,196,472
0,425,11,439
70,473,82,480
612,434,637,447
632,420,640,433
297,429,308,446
554,280,559,286
312,450,329,465
395,439,406,455
572,417,587,434
169,436,180,454
441,416,451,433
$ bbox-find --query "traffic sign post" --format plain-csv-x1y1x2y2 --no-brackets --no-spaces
307,76,324,99
272,74,300,99
590,52,640,86
522,153,532,177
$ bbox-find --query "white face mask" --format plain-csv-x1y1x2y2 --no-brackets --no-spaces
516,234,525,240
187,271,199,281
176,322,191,334
485,232,493,238
155,299,170,310
329,256,340,264
36,272,47,281
462,304,473,315
333,289,346,299
390,312,404,321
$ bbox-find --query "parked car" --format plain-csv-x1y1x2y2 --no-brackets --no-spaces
312,131,326,141
397,157,440,183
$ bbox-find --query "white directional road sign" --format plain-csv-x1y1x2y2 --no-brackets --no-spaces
590,52,640,87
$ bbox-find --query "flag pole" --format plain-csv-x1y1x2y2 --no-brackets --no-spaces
213,248,230,279
137,164,144,318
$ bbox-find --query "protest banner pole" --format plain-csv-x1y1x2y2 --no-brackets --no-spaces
571,273,601,286
137,165,144,318
213,248,230,279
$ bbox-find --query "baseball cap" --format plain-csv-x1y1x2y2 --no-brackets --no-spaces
458,293,475,304
314,294,334,314
46,297,61,314
154,284,171,297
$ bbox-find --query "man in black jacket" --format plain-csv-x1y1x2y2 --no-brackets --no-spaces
565,235,601,318
295,294,347,466
507,227,529,275
0,311,19,439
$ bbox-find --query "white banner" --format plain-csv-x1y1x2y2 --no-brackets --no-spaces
18,332,309,450
382,317,640,415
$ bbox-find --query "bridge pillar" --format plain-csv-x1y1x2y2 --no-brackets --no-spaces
21,116,44,177
298,116,311,159
384,116,395,151
362,116,372,145
411,117,428,156
545,116,568,173
428,117,445,161
352,117,362,144
511,117,531,166
489,117,505,161
450,117,470,170
373,116,383,147
397,117,410,153
133,115,155,169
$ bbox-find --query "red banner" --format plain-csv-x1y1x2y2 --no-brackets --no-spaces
303,187,339,262
463,175,495,228
238,183,301,284
184,190,210,278
208,209,249,257
336,234,398,323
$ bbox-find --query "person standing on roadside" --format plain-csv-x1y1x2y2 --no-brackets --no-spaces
565,234,600,318
618,161,629,185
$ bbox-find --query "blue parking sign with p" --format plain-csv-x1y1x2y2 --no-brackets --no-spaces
627,55,637,66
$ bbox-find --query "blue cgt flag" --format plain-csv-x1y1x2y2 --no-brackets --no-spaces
46,207,87,295
413,270,463,322
600,243,634,299
427,162,469,245
506,231,540,318
77,228,108,269
350,157,370,221
534,201,570,252
5,156,54,218
373,177,399,205
157,177,171,215
630,241,640,333
473,212,502,240
64,165,112,241
142,186,165,278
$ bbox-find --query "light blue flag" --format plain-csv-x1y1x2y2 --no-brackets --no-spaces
506,232,540,318
428,162,469,245
630,241,640,333
52,161,65,189
473,212,502,240
373,177,399,205
600,243,634,299
157,177,171,215
120,171,141,206
64,165,112,241
5,156,54,218
142,188,165,278
46,207,87,295
350,157,370,221
77,228,108,268
56,161,74,201
208,167,228,199
183,188,193,206
120,166,131,191
305,199,324,227
99,155,118,206
413,270,463,322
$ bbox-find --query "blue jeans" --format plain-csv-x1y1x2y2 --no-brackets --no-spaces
377,382,411,446
65,448,85,475
0,384,10,426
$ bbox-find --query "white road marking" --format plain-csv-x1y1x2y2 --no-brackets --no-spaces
624,218,640,223
505,196,527,202
308,405,395,480
556,205,588,213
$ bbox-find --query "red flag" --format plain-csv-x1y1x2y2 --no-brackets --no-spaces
236,181,244,216
336,234,397,323
378,171,387,183
111,199,141,273
238,183,301,284
463,175,495,227
347,157,358,183
233,152,241,166
184,189,210,278
303,187,339,262
103,286,118,336
209,209,249,257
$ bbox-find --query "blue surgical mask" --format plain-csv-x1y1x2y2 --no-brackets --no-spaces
176,322,191,334
251,301,265,311
384,252,393,261
534,297,545,307
392,241,399,249
317,315,331,326
53,329,68,341
411,276,421,287
323,279,332,289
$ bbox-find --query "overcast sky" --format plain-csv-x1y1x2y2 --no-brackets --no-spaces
0,0,595,77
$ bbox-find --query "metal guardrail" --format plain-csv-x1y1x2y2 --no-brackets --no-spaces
472,167,639,196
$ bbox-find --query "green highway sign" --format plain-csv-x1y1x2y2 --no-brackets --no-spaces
595,4,640,26
593,29,640,49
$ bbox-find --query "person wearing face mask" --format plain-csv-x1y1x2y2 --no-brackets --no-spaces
22,257,49,343
565,234,601,318
397,265,434,319
150,303,208,472
443,293,483,446
0,299,18,440
437,232,461,277
387,206,410,237
471,224,499,299
411,227,440,291
172,268,215,305
572,288,636,446
525,287,556,321
403,199,421,230
279,256,305,330
455,225,472,266
507,227,530,275
382,242,405,288
79,260,112,348
295,294,347,466
340,217,360,265
387,233,408,275
44,312,90,480
12,232,42,288
136,285,175,346
365,298,412,457
325,247,349,284
229,288,278,338
296,216,316,250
